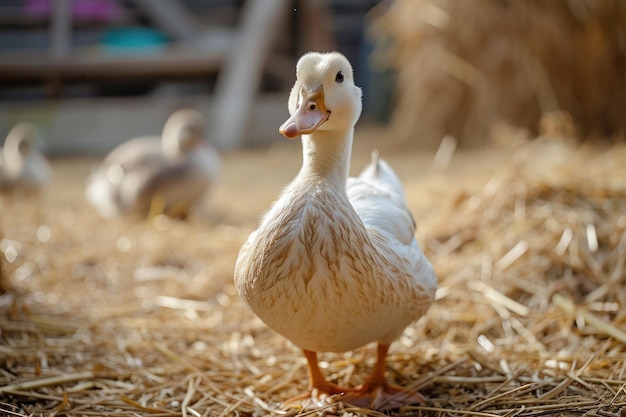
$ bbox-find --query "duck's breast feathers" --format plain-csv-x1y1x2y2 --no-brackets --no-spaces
85,170,124,218
236,183,369,293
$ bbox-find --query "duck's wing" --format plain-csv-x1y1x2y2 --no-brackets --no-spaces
347,151,436,294
347,150,415,246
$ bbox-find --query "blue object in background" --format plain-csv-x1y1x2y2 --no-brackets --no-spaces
101,27,168,55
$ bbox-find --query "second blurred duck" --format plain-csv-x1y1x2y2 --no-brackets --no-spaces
0,122,51,193
86,109,220,219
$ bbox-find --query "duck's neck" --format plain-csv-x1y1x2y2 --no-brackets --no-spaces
298,127,353,190
3,142,25,175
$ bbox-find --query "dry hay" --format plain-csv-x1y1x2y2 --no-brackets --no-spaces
370,0,626,148
0,138,625,417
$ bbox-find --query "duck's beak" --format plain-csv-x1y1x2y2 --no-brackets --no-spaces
279,86,330,139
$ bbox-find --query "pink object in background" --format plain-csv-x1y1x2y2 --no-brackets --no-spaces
23,0,125,22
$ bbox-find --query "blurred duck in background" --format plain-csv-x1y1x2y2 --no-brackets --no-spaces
0,122,51,194
86,108,220,219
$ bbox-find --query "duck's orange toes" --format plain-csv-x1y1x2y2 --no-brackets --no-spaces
341,381,426,411
282,383,356,410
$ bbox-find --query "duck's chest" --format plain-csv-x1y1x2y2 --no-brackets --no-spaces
236,187,376,297
248,187,376,291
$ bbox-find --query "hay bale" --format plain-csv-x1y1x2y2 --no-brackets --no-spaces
371,0,626,147
427,137,626,351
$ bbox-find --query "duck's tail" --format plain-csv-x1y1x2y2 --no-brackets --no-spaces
358,149,407,201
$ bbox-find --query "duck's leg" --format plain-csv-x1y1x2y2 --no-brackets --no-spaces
167,201,190,220
283,349,353,408
148,194,166,220
343,343,425,410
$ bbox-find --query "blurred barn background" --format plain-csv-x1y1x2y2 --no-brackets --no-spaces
0,0,624,153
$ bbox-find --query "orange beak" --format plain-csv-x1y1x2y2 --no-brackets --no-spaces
279,87,330,139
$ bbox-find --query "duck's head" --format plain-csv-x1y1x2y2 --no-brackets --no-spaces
4,122,38,156
3,122,45,170
161,109,207,158
279,52,362,139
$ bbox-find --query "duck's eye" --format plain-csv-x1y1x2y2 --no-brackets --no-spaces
335,71,344,83
308,103,316,111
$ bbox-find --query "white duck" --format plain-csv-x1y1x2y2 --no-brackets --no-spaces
86,108,220,219
235,52,437,410
0,122,51,193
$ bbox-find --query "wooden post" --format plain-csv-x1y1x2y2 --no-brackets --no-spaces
50,0,70,59
211,0,289,149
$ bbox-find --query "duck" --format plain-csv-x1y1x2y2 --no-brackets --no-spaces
234,52,437,410
0,122,51,193
86,108,220,219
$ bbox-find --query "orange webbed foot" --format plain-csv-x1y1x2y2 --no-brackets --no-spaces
283,382,356,410
284,350,357,410
340,343,426,410
342,380,425,411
